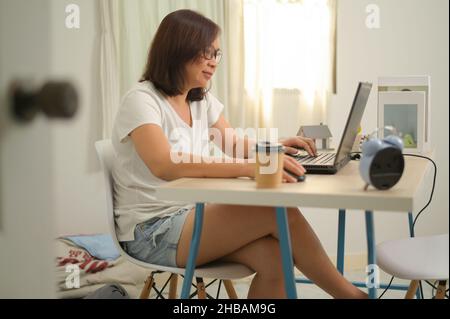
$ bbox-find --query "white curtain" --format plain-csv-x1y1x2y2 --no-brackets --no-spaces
223,0,246,128
99,0,120,139
243,0,337,129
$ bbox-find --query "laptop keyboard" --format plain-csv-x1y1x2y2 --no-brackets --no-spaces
294,152,336,165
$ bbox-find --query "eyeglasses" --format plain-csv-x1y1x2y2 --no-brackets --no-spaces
203,46,223,64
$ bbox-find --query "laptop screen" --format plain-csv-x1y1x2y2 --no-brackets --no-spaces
334,82,372,165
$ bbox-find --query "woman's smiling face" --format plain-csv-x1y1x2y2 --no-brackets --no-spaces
184,37,221,91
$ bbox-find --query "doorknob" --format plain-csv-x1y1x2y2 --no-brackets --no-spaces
10,80,79,122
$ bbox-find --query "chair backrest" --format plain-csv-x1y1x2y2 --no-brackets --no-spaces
94,139,170,270
94,140,126,255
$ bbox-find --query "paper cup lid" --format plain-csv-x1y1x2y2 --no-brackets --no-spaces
255,141,284,153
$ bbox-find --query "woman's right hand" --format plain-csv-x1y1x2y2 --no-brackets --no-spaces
244,156,306,183
282,155,306,183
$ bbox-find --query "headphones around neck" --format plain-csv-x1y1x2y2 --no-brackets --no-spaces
359,135,405,190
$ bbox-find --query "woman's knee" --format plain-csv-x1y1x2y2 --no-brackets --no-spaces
256,206,304,238
287,207,304,227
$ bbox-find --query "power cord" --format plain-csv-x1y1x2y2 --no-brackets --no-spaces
428,280,438,298
374,154,438,299
405,154,437,230
377,276,394,299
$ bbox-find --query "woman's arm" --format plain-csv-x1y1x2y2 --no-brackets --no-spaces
210,115,256,159
210,115,317,157
130,123,253,181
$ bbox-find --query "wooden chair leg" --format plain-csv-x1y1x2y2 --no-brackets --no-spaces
139,273,155,299
223,280,238,299
168,274,178,299
435,280,447,299
196,277,207,299
405,280,419,299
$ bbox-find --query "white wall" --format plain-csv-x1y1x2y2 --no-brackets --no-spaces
300,0,449,256
49,0,108,236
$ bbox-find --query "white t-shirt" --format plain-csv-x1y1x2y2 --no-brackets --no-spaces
111,81,224,241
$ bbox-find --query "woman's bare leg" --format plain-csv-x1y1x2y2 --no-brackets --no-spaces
220,236,286,298
283,208,367,299
176,204,367,299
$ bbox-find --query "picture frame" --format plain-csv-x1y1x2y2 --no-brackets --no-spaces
378,91,426,153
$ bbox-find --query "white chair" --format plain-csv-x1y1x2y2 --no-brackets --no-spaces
377,233,449,299
95,140,255,299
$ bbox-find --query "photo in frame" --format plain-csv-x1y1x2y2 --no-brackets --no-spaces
378,76,431,153
378,91,425,153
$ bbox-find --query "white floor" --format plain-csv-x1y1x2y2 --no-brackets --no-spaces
154,270,440,299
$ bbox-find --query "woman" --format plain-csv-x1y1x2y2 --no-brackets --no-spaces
112,9,367,299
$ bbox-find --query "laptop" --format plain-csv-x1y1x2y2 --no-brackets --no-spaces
291,82,372,174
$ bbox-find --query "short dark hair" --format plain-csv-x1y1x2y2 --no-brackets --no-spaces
140,10,220,102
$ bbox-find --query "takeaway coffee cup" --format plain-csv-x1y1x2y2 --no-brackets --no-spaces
255,141,284,188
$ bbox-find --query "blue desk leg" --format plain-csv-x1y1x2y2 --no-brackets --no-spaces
365,210,377,299
408,212,422,299
275,207,298,299
181,203,205,299
337,209,346,275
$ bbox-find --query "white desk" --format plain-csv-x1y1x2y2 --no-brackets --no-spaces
156,156,431,299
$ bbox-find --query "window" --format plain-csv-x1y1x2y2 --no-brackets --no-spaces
243,0,336,124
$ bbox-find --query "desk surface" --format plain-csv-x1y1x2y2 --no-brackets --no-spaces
156,157,431,212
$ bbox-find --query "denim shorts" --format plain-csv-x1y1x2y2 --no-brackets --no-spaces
121,207,191,268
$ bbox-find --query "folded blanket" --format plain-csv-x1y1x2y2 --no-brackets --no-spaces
55,239,149,299
62,234,120,261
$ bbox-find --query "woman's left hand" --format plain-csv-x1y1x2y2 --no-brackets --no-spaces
280,136,318,157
